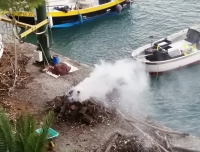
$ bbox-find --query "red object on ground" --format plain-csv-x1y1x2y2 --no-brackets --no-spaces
48,63,71,76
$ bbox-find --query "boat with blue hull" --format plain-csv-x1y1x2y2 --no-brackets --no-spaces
3,0,131,28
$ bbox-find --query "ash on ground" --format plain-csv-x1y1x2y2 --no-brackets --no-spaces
46,95,116,126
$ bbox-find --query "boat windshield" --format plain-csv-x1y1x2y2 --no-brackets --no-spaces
185,28,200,44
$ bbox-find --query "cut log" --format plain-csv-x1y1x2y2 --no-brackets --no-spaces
58,96,69,119
52,95,115,125
87,104,95,114
82,114,93,125
79,107,88,115
93,107,100,118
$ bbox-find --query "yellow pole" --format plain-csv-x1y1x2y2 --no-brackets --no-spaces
0,17,49,39
19,19,48,38
0,16,32,28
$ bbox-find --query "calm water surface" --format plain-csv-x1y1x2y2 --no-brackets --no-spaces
28,0,200,136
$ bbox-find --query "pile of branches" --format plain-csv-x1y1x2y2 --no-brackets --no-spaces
113,135,160,152
99,111,190,152
102,133,161,152
46,96,115,125
0,44,32,97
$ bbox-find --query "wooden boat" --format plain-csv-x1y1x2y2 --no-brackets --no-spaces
0,34,4,59
131,26,200,75
7,0,131,28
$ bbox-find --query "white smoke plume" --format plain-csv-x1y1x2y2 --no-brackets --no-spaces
67,58,150,114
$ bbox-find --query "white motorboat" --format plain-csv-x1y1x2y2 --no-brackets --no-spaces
132,26,200,75
0,34,3,59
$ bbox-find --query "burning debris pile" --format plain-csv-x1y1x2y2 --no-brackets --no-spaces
46,59,150,126
46,94,115,126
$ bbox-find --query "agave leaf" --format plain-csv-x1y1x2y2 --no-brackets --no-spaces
15,114,36,152
16,115,36,140
0,109,15,152
25,111,55,152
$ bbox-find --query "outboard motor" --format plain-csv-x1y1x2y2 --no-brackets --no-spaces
115,4,122,13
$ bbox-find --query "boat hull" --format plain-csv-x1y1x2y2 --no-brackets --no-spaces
144,52,200,75
13,0,129,28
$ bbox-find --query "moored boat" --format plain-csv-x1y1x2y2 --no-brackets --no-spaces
3,0,131,28
132,26,200,75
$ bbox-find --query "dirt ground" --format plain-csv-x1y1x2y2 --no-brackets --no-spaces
1,42,200,152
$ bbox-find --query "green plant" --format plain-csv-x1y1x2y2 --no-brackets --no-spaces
0,0,45,13
0,109,55,152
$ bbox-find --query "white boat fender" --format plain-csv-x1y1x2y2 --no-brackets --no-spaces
48,16,53,28
0,45,3,59
115,4,122,13
78,14,83,24
0,34,3,59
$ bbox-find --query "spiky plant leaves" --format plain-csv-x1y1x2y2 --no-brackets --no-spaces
25,111,55,152
16,115,36,141
0,109,55,152
15,115,36,152
0,127,10,152
0,109,15,152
